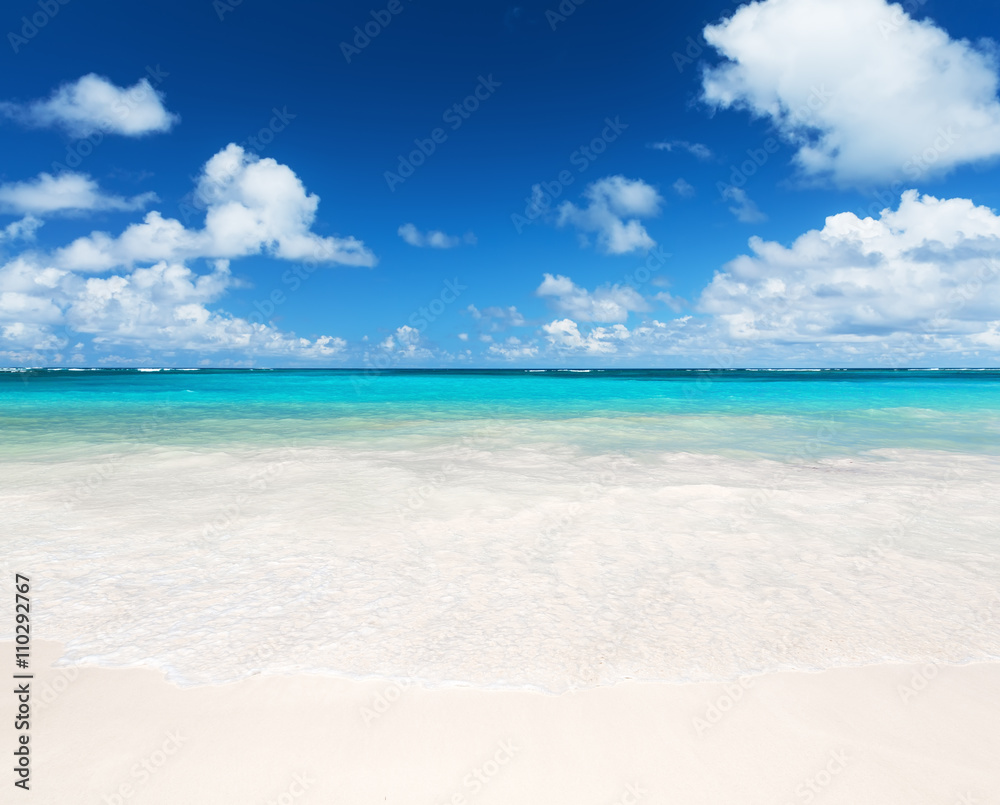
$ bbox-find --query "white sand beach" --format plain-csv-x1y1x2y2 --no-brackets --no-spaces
5,640,998,803
5,446,1000,690
5,403,999,802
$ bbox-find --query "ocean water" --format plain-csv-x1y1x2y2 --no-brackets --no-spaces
3,368,1000,457
2,368,999,690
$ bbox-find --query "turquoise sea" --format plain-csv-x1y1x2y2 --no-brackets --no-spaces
2,368,999,459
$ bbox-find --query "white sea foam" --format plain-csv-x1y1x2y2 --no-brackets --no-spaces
3,443,998,691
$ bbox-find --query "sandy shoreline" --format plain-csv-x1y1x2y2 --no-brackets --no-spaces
4,641,998,803
7,446,1000,689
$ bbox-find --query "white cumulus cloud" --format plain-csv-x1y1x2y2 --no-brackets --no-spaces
483,191,1000,365
0,73,179,137
55,144,376,271
536,273,651,323
0,255,347,360
557,176,661,254
701,0,1000,185
0,216,42,243
699,190,1000,355
0,172,156,215
0,147,375,364
542,318,632,354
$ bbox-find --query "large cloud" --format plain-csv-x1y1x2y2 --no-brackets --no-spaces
556,176,662,254
0,255,347,363
699,191,1000,354
55,144,376,271
0,146,374,364
701,0,1000,186
483,192,1000,365
0,73,179,137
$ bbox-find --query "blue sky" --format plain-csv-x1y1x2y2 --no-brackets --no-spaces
2,0,1000,367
